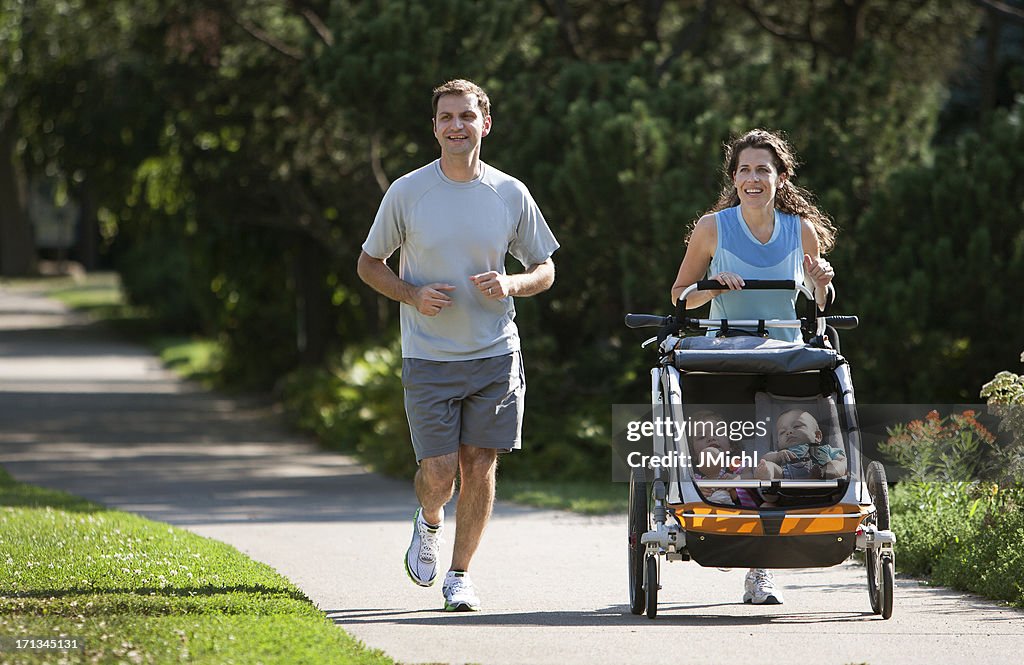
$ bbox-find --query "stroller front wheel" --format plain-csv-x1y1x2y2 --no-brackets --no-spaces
880,555,894,620
867,549,882,614
865,461,894,617
645,554,659,619
628,468,648,615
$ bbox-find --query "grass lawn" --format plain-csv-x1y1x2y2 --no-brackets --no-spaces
499,480,627,515
150,336,223,385
0,468,392,664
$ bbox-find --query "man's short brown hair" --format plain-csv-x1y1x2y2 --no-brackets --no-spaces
431,79,491,118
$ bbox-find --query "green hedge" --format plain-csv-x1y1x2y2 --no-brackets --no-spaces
279,341,416,479
891,481,1024,607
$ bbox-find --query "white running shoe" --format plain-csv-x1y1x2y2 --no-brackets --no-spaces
442,570,481,612
743,568,784,605
405,507,443,587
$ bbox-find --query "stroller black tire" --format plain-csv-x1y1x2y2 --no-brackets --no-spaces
881,556,895,619
628,468,648,615
867,549,882,614
866,461,890,531
866,461,892,615
645,554,659,619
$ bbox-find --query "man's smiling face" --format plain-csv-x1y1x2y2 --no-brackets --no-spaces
433,93,491,158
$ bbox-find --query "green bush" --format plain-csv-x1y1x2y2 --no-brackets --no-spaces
115,224,203,332
891,482,1024,606
280,340,416,479
886,353,1024,606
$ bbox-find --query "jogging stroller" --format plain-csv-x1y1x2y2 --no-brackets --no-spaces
622,280,895,619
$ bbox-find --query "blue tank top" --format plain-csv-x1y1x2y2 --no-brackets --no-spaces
707,206,805,342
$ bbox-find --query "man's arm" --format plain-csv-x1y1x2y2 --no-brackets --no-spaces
357,250,454,316
509,258,555,297
470,258,555,300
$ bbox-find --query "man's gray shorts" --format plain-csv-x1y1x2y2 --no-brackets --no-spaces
402,351,525,462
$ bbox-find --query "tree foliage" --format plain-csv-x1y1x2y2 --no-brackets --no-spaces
845,102,1024,402
7,0,1023,478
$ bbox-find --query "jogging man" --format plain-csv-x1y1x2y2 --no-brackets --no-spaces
357,79,559,611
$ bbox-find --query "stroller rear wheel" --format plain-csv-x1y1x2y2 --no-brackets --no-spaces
628,468,649,615
867,461,890,530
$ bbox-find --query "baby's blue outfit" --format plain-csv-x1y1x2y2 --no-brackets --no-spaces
707,206,805,342
781,443,846,479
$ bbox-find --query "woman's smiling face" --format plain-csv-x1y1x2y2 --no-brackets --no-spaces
733,147,786,206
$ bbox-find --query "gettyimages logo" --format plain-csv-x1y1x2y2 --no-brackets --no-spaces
611,405,776,480
621,414,768,470
624,416,769,444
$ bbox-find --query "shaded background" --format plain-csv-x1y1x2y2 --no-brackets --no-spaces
2,0,1022,480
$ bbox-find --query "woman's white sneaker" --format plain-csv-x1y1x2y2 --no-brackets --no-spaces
442,571,481,612
743,568,784,605
405,507,443,587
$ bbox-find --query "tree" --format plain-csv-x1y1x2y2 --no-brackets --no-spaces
0,0,38,275
11,0,1017,477
845,101,1024,402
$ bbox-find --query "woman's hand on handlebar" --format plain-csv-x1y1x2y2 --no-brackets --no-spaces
709,271,745,295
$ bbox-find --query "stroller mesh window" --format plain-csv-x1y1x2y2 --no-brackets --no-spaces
755,391,850,506
672,373,852,509
754,392,845,462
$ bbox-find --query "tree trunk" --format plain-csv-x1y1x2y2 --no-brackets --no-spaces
836,0,867,60
982,7,1002,117
0,115,36,276
75,182,99,270
294,233,331,365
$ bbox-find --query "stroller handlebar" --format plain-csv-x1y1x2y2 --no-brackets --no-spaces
683,280,813,304
625,314,672,329
627,283,856,338
827,315,859,330
693,279,797,292
676,279,822,336
623,314,857,329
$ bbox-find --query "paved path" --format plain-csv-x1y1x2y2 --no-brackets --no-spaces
1,286,1023,665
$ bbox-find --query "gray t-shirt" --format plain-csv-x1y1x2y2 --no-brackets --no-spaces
362,160,559,361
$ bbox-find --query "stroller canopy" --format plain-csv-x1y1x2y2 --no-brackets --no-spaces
672,336,840,374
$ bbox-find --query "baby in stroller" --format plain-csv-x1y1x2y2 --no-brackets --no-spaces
755,409,847,481
689,410,760,508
